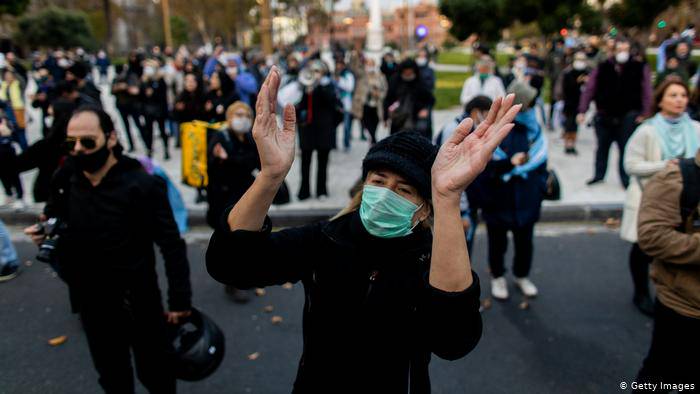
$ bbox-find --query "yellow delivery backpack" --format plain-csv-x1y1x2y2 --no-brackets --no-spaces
180,120,225,188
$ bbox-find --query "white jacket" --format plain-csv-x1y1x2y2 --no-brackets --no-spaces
459,75,505,106
620,120,700,242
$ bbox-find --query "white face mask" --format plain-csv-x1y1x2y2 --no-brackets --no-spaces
231,117,251,134
573,60,586,70
615,51,629,64
143,66,156,77
416,57,428,67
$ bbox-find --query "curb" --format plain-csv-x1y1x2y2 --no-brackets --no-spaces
1,203,623,228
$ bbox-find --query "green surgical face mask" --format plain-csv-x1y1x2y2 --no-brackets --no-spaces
359,185,423,239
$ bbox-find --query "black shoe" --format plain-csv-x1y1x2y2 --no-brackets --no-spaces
0,264,19,283
565,147,578,155
225,285,251,304
633,295,655,317
297,191,311,201
586,177,604,186
164,151,171,161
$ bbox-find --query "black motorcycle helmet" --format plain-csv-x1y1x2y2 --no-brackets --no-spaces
167,308,226,381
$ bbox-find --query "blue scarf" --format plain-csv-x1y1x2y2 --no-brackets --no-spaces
651,113,699,160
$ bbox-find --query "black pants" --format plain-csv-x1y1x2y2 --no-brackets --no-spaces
0,150,23,199
635,299,700,392
487,223,535,278
299,149,330,198
592,112,637,187
80,289,175,394
361,105,380,144
629,243,652,299
142,115,170,156
0,172,23,199
116,106,141,151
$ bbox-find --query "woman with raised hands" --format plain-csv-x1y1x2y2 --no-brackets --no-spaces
206,65,521,393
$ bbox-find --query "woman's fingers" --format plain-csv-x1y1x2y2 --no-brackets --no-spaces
282,103,296,135
256,73,271,118
484,122,515,152
496,93,515,120
483,96,502,126
447,117,474,145
267,66,280,114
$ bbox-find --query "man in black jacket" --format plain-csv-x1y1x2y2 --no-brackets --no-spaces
25,106,192,394
577,38,652,188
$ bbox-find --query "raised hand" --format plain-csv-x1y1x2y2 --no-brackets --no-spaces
431,94,521,201
253,65,297,181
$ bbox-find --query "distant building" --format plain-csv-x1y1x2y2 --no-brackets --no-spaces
306,0,453,51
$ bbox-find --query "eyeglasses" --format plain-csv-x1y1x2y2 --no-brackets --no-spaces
64,136,98,151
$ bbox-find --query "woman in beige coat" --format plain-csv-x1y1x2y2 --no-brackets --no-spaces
621,76,700,316
351,58,387,145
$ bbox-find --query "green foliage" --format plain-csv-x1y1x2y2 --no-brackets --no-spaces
608,0,681,28
0,0,30,16
15,7,97,49
439,0,601,41
170,15,190,46
439,0,508,42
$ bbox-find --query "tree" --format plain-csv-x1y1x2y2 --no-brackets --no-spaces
0,0,30,16
439,0,510,42
608,0,681,29
439,0,601,41
15,7,97,49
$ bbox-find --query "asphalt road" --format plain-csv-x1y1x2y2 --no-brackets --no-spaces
0,224,653,394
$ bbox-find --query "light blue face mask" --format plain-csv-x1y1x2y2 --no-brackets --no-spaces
359,185,423,239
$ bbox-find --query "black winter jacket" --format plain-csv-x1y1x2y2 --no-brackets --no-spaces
206,130,260,228
295,83,339,151
206,210,482,393
45,155,192,312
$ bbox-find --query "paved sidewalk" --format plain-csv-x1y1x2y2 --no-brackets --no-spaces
3,79,627,224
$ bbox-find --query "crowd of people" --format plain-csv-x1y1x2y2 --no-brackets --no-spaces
0,25,699,393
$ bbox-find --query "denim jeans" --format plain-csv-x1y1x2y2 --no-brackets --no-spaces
0,219,18,271
342,112,353,150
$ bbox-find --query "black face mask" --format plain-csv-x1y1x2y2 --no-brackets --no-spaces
73,144,111,173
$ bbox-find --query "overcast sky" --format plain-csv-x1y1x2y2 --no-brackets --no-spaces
334,0,437,11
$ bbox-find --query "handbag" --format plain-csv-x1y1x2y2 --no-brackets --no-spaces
544,169,561,201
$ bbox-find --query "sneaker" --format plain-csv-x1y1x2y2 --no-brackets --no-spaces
0,264,19,283
514,277,538,297
12,200,26,211
2,196,15,207
586,177,604,186
491,277,509,300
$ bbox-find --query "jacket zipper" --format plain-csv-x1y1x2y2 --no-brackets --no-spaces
364,270,379,302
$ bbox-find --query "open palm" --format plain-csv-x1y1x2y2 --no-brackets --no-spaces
253,66,297,180
432,94,521,201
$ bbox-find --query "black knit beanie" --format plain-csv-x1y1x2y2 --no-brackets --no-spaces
362,131,438,200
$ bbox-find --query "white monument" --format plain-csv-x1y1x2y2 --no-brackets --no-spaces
365,0,384,65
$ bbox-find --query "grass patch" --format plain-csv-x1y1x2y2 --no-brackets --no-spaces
438,50,512,67
437,51,473,65
435,71,470,110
